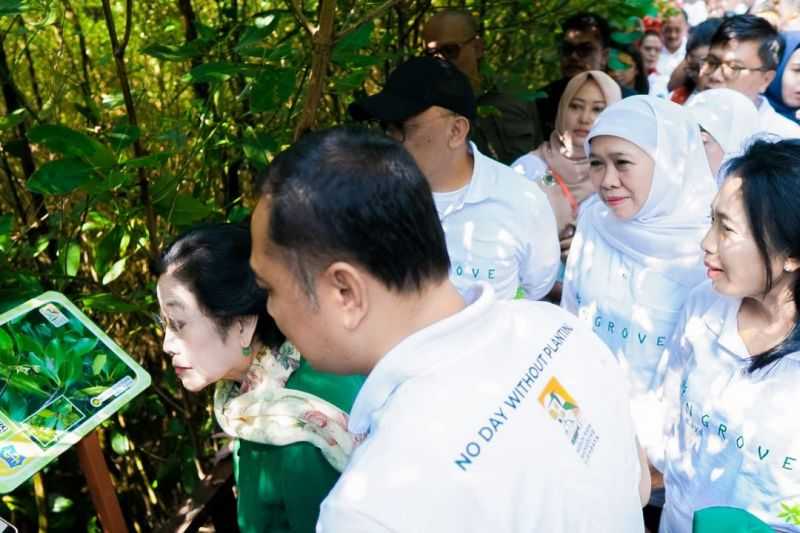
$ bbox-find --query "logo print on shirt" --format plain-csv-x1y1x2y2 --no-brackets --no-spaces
538,377,599,463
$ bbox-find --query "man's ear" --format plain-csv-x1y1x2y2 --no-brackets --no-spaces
474,37,485,61
237,315,259,348
448,115,471,148
320,261,369,331
601,47,610,70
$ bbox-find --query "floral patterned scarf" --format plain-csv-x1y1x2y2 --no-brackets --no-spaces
213,343,361,472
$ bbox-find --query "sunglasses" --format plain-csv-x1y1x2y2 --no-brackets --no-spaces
561,41,601,59
425,35,478,61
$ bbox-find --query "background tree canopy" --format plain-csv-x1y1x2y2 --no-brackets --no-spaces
0,0,655,530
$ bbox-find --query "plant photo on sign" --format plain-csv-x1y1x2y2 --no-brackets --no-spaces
0,303,135,450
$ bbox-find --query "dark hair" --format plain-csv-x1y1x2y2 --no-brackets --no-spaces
687,17,722,52
562,12,611,48
611,44,649,94
156,223,285,349
256,126,450,298
710,14,783,70
642,29,663,42
720,138,800,372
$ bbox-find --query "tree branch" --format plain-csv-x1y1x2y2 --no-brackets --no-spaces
336,0,402,42
287,0,314,35
119,0,134,56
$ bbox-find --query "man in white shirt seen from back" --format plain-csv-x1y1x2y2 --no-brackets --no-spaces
349,57,560,300
701,14,800,138
249,126,649,532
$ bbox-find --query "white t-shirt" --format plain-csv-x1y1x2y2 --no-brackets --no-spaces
561,211,699,464
317,283,645,533
650,41,687,99
510,152,548,182
661,281,800,533
756,96,800,139
434,143,560,300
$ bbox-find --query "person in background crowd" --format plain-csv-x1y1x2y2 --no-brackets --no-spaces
349,57,560,300
660,139,800,533
752,0,782,28
688,88,761,179
641,30,665,76
155,224,363,533
610,44,650,94
779,0,800,30
536,13,635,137
765,31,800,124
512,71,621,271
422,9,543,164
668,18,723,104
703,14,800,137
684,0,708,26
561,95,716,486
650,9,689,98
249,126,650,532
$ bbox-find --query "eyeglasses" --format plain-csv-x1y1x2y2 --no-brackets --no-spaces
560,41,601,59
701,55,770,80
424,35,477,62
378,112,455,143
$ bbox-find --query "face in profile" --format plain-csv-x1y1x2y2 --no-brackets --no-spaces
562,79,607,150
687,45,710,89
702,176,783,298
699,129,725,176
589,135,655,220
609,53,637,89
782,48,800,109
157,273,252,392
249,196,359,375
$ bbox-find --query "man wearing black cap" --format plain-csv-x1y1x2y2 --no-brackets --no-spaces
349,57,560,301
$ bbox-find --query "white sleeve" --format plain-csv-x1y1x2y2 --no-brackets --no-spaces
510,153,548,182
648,302,693,472
317,503,393,533
518,184,560,300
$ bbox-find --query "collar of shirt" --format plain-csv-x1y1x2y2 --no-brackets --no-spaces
438,142,500,218
701,293,749,358
347,282,495,435
700,290,800,363
660,38,687,60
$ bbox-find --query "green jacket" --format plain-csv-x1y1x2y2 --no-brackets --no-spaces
232,359,364,533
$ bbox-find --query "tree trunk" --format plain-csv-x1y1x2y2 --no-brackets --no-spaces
101,0,160,263
293,0,336,140
176,0,210,101
0,35,46,229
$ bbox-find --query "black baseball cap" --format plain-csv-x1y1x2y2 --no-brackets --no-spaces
348,56,476,122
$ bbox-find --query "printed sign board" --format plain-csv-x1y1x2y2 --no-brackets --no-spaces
0,516,17,532
0,292,150,493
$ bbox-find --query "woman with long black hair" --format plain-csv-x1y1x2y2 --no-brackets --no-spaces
661,139,800,532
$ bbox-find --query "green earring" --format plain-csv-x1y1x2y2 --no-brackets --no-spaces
242,345,252,357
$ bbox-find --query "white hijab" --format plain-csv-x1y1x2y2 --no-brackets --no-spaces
582,95,717,288
687,88,760,169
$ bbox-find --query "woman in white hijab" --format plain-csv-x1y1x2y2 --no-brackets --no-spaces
687,88,760,180
561,95,717,469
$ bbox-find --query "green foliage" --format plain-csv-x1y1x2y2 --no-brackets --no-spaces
0,0,655,530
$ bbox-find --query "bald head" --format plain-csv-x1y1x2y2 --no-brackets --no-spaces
422,9,483,90
423,10,477,41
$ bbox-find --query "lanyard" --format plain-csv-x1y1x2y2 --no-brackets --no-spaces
550,170,579,218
